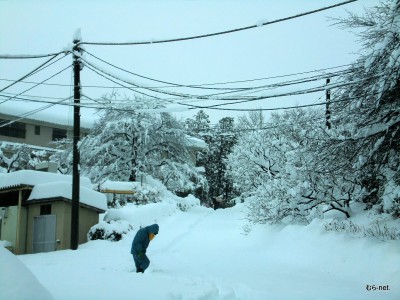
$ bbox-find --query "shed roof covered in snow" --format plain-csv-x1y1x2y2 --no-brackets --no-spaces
0,170,107,211
99,180,140,194
28,182,107,211
185,136,208,150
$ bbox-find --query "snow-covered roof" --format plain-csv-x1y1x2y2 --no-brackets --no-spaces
185,136,208,150
0,170,106,211
0,170,91,190
0,103,98,130
0,141,60,153
100,180,140,192
28,182,107,211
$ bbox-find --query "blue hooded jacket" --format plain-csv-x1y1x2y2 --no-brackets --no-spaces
131,224,159,255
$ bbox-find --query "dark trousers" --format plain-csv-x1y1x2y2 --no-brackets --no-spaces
132,253,150,272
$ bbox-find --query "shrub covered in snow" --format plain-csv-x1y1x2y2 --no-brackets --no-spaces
323,219,400,241
175,194,201,211
87,220,133,242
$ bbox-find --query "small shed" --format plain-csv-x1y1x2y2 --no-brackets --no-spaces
99,180,140,207
0,170,107,254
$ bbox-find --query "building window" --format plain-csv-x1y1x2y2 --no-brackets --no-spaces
35,125,40,135
0,119,26,139
40,204,52,215
52,128,67,141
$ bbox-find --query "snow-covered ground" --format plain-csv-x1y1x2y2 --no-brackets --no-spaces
2,197,399,300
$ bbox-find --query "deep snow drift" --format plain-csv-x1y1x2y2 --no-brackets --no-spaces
0,245,54,300
2,196,399,300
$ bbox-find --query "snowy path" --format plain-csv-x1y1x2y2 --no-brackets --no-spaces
18,204,399,300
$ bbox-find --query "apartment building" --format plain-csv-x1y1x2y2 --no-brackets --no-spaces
0,112,91,148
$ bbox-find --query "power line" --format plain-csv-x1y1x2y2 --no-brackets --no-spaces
194,72,349,98
0,84,377,116
82,57,218,103
0,96,73,128
180,88,385,112
0,53,64,93
184,98,351,112
0,70,370,110
83,49,352,91
0,64,352,91
0,94,100,110
175,75,379,109
83,63,164,100
0,65,72,105
82,50,352,97
78,0,358,46
0,91,74,101
0,51,69,59
83,50,219,90
81,55,355,102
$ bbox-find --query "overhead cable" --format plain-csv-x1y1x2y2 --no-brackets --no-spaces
0,65,72,105
0,65,352,91
81,56,355,101
81,58,196,99
0,96,73,128
0,53,63,93
0,86,376,115
78,0,358,46
82,49,352,93
83,63,163,100
0,51,70,59
183,98,351,111
175,75,379,108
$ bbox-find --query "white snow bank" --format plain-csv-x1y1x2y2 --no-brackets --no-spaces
0,240,12,247
16,203,400,300
28,181,107,211
0,247,54,300
104,202,178,229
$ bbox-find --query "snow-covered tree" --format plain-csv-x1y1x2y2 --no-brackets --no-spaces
183,110,212,168
228,1,400,224
0,142,49,172
321,0,400,216
184,113,238,205
228,109,362,224
77,96,206,196
205,117,238,203
184,110,211,137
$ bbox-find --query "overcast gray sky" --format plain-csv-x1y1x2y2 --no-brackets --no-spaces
0,0,379,125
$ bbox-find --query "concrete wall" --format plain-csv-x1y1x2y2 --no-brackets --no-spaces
25,124,56,147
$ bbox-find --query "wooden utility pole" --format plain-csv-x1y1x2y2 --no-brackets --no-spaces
325,78,331,129
71,35,81,250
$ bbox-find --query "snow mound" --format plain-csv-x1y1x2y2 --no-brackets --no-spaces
0,247,54,300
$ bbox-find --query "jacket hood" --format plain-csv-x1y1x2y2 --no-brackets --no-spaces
146,224,159,234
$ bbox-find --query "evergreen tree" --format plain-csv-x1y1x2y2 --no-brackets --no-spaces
206,117,238,203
